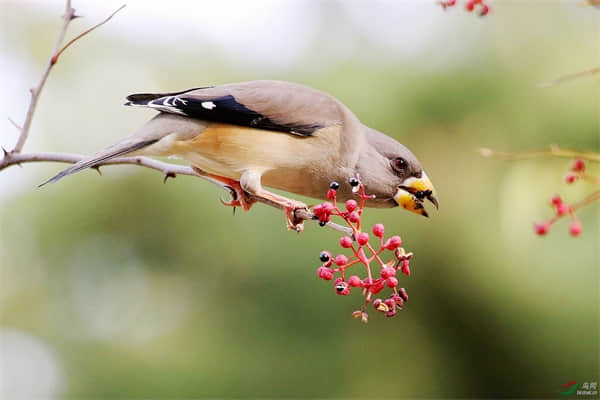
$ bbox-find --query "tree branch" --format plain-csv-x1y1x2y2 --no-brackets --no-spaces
0,151,352,235
10,1,126,153
1,0,352,235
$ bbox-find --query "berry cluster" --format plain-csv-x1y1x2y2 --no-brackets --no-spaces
314,175,413,323
534,158,594,237
439,0,490,16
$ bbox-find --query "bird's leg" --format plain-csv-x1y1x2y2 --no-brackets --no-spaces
240,171,309,232
191,167,256,211
242,188,309,231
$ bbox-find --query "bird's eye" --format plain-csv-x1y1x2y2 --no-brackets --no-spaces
391,157,407,173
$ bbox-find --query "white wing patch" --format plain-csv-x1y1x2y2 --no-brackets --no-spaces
201,101,216,110
132,96,189,115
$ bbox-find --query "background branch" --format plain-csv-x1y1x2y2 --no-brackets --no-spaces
479,146,600,162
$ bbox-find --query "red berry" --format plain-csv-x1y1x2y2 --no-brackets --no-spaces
313,204,324,217
572,159,585,172
340,236,353,248
357,232,369,246
333,254,349,266
384,297,395,309
569,220,582,237
327,189,337,200
348,211,360,223
317,266,334,280
478,3,489,16
373,298,384,311
380,267,396,279
385,309,397,318
348,275,362,287
392,294,404,308
372,223,385,238
550,194,562,206
335,281,350,295
398,287,408,302
369,280,385,294
465,0,475,11
386,277,399,288
565,174,578,184
448,0,457,5
384,235,402,250
534,222,550,236
556,203,570,216
401,259,411,276
345,199,358,212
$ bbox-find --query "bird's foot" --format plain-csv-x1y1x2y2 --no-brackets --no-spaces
284,203,309,232
191,168,256,211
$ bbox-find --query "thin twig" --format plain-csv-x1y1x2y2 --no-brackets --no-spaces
12,2,126,153
0,151,352,234
479,146,600,162
537,65,600,88
51,4,127,65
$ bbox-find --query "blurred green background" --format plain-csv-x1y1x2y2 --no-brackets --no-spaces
1,0,598,398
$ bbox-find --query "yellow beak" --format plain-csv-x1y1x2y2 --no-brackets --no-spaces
393,172,439,217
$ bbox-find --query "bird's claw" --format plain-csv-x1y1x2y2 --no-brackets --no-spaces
284,204,309,232
220,184,255,211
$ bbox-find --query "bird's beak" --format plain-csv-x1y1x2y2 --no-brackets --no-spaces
393,172,439,217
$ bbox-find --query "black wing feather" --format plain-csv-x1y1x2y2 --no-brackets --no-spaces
125,92,321,136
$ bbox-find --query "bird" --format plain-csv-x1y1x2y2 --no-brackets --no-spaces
41,80,438,230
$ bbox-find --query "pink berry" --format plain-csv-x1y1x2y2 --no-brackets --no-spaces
534,222,550,236
380,267,396,279
565,174,578,184
348,275,362,287
556,203,570,216
348,211,360,223
372,223,385,238
465,0,475,11
386,277,399,288
345,199,358,212
569,220,582,237
357,232,369,246
572,159,585,172
398,287,408,302
550,195,562,206
384,235,402,250
385,309,397,318
327,189,336,200
333,254,349,266
401,259,411,276
340,236,353,248
317,266,334,280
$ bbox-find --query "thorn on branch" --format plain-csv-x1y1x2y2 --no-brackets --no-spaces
163,171,176,183
91,165,102,175
8,117,23,131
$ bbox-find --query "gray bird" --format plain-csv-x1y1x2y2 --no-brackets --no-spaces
42,80,438,229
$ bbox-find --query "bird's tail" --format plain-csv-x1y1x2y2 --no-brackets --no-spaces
39,138,158,187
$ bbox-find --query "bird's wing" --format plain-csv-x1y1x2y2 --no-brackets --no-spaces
124,80,344,137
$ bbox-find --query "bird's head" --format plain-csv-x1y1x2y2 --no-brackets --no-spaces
356,127,439,217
